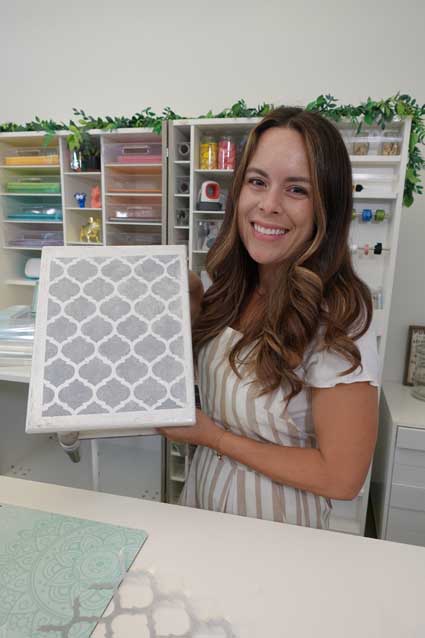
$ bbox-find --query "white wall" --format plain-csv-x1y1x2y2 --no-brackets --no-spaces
2,0,425,382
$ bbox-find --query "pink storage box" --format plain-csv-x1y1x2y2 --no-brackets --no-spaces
117,143,162,164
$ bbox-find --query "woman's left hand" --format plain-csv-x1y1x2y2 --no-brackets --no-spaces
159,408,222,449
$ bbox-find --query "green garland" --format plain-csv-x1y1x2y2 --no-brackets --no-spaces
1,94,424,207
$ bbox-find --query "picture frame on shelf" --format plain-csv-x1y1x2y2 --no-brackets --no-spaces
403,325,425,386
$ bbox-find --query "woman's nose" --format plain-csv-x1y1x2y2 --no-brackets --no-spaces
258,187,282,215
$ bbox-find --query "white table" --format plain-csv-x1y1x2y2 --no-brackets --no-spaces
1,476,424,637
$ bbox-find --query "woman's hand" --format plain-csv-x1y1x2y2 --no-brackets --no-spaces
188,270,204,323
159,408,222,449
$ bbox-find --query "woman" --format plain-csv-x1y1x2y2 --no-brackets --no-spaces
161,106,378,529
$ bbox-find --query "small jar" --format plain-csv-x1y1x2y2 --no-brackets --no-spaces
411,344,425,401
199,136,218,169
218,135,236,170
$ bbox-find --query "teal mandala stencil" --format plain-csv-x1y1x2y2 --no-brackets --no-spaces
0,504,147,638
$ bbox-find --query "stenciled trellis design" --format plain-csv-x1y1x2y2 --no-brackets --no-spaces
26,245,195,435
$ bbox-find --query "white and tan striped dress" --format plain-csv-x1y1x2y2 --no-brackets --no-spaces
180,325,379,529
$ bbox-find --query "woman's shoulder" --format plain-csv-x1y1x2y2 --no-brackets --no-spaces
302,322,379,389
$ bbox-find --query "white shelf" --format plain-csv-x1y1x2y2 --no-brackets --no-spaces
349,155,401,165
106,220,162,226
194,169,234,175
3,246,43,251
104,163,162,174
63,171,101,176
66,241,103,246
174,160,190,165
106,192,162,198
174,193,190,197
0,164,60,171
66,207,102,211
6,278,38,286
3,219,63,224
0,192,61,197
174,225,189,229
353,192,397,200
3,438,162,500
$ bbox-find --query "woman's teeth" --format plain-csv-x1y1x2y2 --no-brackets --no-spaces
253,223,288,236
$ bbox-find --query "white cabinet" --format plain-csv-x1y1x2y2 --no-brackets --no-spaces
371,382,425,546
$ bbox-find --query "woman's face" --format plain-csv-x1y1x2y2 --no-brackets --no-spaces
237,126,315,286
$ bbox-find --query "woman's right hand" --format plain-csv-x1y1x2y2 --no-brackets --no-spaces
188,270,204,323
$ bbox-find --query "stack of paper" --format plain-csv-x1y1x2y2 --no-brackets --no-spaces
0,306,34,366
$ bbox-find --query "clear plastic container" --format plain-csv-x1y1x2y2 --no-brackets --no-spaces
380,129,402,156
108,204,161,221
196,220,222,251
5,177,61,193
108,227,161,245
218,136,236,170
116,143,162,164
6,205,62,221
108,174,162,194
6,229,63,247
199,136,218,169
352,132,370,156
4,147,59,166
175,175,190,195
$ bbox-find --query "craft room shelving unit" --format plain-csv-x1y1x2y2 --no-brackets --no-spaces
166,117,411,532
0,117,412,533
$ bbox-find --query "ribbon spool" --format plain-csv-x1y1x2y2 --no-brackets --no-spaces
374,242,383,255
375,209,386,222
177,142,191,159
361,208,373,222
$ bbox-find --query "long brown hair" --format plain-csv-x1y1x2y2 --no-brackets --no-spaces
193,106,373,400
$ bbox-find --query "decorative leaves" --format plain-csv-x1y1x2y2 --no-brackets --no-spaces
1,94,424,206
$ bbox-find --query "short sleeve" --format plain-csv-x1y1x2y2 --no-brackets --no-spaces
304,325,379,388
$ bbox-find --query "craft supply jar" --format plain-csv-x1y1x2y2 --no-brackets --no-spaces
381,129,402,156
199,136,218,169
353,132,369,156
411,344,425,401
218,135,236,170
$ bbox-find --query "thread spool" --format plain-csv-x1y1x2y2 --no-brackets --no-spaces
374,242,383,255
177,142,190,160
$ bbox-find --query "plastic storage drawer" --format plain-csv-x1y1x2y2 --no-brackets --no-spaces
4,147,59,166
6,229,63,247
108,175,162,194
108,204,161,222
5,178,61,193
116,143,162,164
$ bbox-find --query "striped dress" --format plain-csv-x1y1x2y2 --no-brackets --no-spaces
180,325,379,529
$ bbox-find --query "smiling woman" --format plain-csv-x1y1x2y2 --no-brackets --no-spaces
160,107,379,530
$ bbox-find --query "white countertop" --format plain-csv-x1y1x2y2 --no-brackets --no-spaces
1,476,424,636
383,381,425,429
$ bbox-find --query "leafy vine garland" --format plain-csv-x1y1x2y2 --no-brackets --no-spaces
1,94,424,207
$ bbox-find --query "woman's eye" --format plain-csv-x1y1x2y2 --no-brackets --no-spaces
248,177,265,187
289,185,308,196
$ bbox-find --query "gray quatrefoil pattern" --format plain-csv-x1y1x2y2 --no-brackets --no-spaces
41,255,188,417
